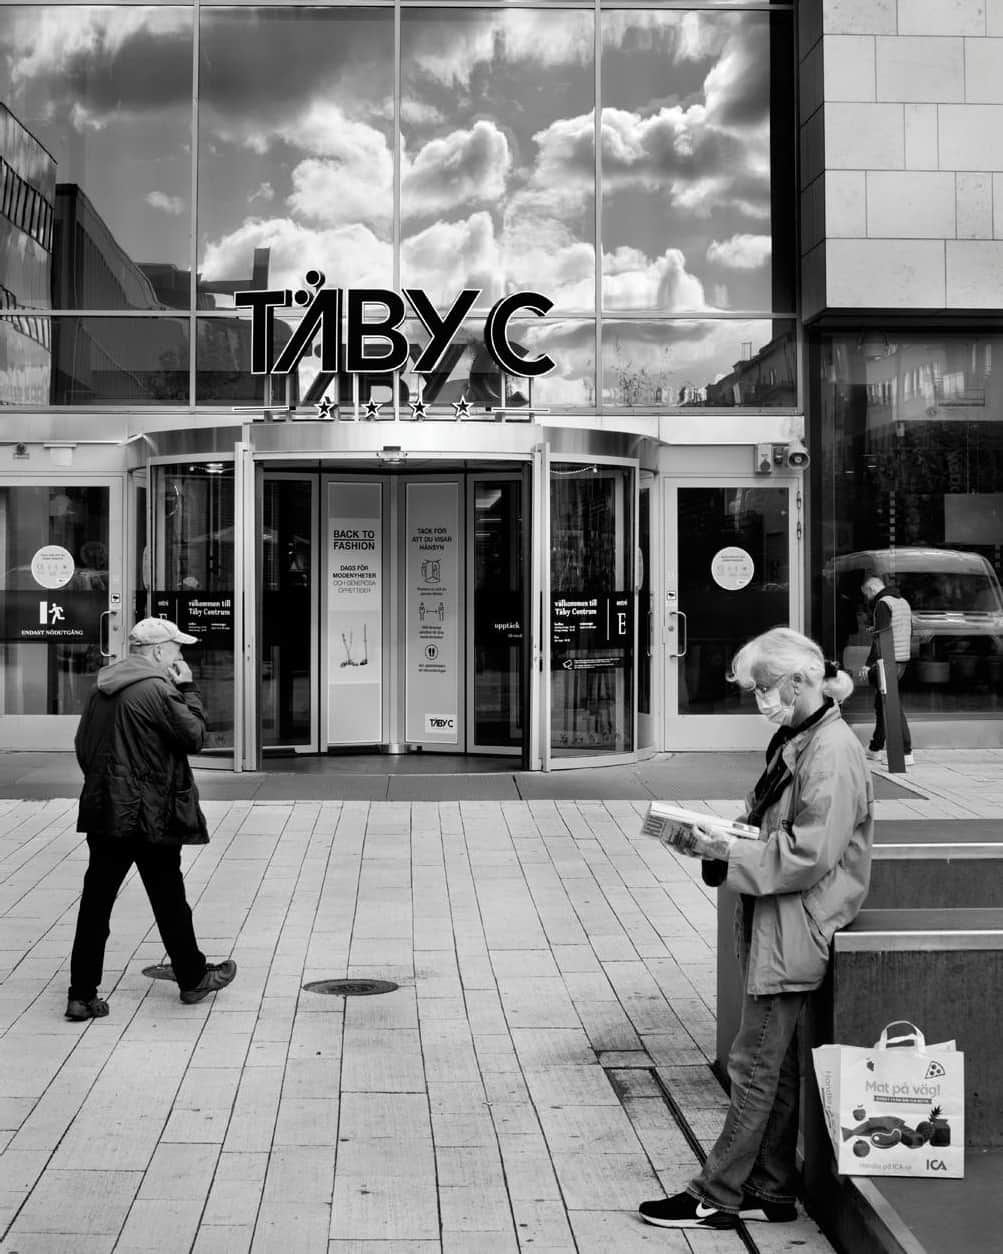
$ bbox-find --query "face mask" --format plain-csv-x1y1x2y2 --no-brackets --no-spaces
755,684,796,726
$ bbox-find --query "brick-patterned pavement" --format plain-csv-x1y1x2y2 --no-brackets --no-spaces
0,795,842,1253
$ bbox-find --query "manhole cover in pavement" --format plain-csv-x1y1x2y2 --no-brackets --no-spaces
142,964,176,981
302,979,399,996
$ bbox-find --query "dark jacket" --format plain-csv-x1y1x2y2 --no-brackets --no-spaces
75,654,209,845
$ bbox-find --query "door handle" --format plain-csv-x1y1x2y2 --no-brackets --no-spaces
99,609,117,658
667,609,688,659
647,608,654,658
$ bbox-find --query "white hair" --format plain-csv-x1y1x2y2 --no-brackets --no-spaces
728,627,855,704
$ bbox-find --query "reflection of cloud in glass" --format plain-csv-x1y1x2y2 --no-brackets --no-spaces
403,121,511,219
404,10,594,89
146,191,184,216
5,7,191,116
706,235,771,270
201,220,391,299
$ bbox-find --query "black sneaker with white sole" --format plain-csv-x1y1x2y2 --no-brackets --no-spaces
638,1191,737,1230
740,1192,798,1223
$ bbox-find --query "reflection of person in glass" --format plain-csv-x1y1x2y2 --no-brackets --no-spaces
861,575,913,767
640,629,872,1231
66,618,237,1020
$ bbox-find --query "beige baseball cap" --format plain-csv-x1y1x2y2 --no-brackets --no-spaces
129,617,199,646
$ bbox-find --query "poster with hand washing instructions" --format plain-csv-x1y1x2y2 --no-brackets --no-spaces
405,481,460,745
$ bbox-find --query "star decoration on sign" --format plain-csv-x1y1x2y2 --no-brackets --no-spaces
315,396,334,419
452,394,471,419
409,397,428,420
364,398,383,420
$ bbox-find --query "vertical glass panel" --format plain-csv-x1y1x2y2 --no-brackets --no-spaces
0,316,190,405
676,486,790,715
638,485,651,716
0,485,109,714
0,7,194,310
472,478,523,749
153,463,235,753
601,9,793,314
602,318,795,408
401,8,595,313
550,463,634,755
261,478,312,747
197,8,394,309
816,332,1003,722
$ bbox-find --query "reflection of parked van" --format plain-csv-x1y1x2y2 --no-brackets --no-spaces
825,548,1003,656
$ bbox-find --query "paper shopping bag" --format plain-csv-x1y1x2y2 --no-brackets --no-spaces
812,1021,964,1179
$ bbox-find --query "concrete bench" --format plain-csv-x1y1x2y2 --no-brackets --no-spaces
716,824,1003,1068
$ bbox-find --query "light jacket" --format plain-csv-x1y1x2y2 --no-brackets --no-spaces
866,586,912,664
726,704,874,996
75,654,209,845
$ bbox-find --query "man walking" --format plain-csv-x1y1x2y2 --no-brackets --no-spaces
66,617,236,1020
862,575,914,767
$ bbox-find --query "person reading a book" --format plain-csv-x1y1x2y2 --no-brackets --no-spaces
639,627,874,1231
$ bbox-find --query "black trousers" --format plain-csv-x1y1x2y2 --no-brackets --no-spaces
69,834,206,1000
870,661,912,754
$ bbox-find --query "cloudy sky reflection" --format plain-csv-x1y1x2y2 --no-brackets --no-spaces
0,4,792,404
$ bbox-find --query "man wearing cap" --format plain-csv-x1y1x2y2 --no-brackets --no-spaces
65,617,236,1020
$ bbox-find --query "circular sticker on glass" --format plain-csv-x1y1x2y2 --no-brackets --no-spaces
711,546,755,591
30,545,75,589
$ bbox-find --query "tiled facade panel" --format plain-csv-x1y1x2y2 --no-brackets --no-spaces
824,103,904,169
946,239,1003,305
875,37,964,102
866,171,956,238
825,238,946,307
804,0,1003,315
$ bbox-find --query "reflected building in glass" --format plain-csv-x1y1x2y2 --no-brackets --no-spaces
0,0,999,764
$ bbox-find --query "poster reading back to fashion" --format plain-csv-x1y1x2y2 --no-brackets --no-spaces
327,482,382,744
405,481,460,745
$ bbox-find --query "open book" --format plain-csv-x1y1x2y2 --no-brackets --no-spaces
641,801,760,848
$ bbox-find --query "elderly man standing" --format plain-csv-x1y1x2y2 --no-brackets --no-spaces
861,574,914,767
65,617,236,1020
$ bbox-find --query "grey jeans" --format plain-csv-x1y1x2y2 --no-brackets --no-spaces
688,902,810,1213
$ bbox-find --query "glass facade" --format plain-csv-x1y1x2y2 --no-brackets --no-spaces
814,331,1003,722
0,2,796,412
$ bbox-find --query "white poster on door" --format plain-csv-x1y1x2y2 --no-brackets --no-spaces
327,482,382,743
405,482,460,745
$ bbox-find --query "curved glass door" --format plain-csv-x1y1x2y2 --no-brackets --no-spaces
147,461,240,765
549,461,636,761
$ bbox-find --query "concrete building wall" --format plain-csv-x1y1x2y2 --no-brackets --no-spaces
800,0,1003,318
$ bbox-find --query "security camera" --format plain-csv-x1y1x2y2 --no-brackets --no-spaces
786,437,810,469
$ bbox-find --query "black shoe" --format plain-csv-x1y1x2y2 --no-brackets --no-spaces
65,996,109,1021
740,1192,798,1223
638,1191,737,1229
179,960,237,1004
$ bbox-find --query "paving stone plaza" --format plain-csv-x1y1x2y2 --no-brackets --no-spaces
1,751,1000,1252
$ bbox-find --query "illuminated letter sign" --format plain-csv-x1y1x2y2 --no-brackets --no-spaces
235,277,555,379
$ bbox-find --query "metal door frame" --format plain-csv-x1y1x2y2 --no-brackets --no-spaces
662,473,804,750
637,470,660,751
0,473,124,750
